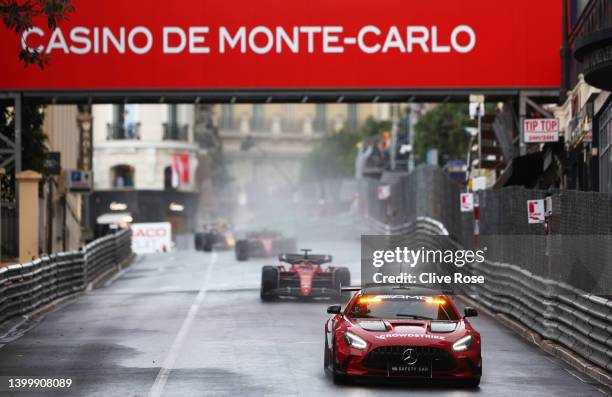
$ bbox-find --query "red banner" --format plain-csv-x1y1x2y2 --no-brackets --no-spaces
0,0,562,91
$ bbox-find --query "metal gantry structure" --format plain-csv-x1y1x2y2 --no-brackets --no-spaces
0,92,22,173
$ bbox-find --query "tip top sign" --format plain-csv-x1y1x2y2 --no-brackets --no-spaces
524,119,560,143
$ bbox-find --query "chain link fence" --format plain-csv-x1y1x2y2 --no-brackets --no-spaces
361,165,612,295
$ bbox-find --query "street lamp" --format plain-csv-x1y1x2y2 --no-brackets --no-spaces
464,127,478,184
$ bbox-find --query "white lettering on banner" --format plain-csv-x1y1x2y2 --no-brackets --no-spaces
21,25,477,56
163,27,186,54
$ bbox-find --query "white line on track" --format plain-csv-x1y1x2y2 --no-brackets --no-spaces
147,251,217,397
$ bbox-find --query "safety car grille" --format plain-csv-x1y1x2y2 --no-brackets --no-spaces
362,346,456,372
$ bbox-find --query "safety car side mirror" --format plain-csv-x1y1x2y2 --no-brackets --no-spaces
327,305,341,314
464,307,478,318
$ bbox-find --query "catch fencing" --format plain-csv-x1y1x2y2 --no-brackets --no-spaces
0,229,132,326
361,165,612,378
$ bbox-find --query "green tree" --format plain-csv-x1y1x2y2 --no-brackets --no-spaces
301,117,391,181
0,103,48,173
414,103,471,166
1,0,74,68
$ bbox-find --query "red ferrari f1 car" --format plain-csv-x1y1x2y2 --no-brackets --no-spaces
235,230,297,261
260,249,350,301
324,286,481,387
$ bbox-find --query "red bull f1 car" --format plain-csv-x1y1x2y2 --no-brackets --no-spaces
324,286,481,387
194,223,236,252
235,230,297,261
260,249,350,301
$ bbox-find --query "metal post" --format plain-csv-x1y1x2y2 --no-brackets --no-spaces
14,93,22,259
466,134,474,183
408,104,416,173
560,0,570,102
390,111,398,171
0,169,3,262
477,104,482,173
14,93,22,173
519,92,527,156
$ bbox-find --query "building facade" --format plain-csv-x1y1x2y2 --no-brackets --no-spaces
212,103,393,202
41,105,84,253
91,104,203,236
560,0,612,192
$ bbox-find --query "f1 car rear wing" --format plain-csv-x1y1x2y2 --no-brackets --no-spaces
340,286,361,292
278,253,332,265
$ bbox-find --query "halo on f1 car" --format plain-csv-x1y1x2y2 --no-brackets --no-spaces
260,249,351,301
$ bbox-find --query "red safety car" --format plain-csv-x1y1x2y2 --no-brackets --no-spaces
324,286,481,387
260,250,350,301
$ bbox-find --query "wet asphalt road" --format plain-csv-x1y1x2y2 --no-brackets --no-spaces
0,240,609,397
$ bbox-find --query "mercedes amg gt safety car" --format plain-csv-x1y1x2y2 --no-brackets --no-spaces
260,249,350,301
235,230,297,261
324,286,481,387
194,222,236,252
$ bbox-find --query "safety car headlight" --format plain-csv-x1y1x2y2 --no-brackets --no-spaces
344,332,367,350
452,335,473,352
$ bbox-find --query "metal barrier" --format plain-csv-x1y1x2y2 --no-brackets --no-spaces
363,166,612,379
0,229,132,326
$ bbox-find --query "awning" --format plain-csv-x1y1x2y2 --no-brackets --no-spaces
96,212,133,225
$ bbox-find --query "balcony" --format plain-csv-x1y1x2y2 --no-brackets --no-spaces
218,113,346,135
572,0,612,90
163,123,189,141
107,122,141,140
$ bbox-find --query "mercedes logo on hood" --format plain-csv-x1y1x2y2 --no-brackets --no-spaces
402,348,418,365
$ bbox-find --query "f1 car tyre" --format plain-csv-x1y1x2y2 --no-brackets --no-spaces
194,234,203,251
202,234,213,252
260,266,279,301
462,377,481,388
329,337,348,384
235,240,249,261
333,267,351,289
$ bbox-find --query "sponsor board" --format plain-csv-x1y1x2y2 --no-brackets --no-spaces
131,222,172,253
527,199,545,224
0,0,561,91
524,118,560,143
460,193,474,212
378,185,391,200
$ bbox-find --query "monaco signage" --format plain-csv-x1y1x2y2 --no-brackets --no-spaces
131,222,172,254
0,0,561,91
524,118,560,143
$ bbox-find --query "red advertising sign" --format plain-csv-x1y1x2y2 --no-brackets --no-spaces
527,199,545,224
0,0,561,91
460,193,474,212
524,119,560,143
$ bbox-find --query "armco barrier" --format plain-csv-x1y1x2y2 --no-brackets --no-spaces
364,167,612,382
0,229,132,326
